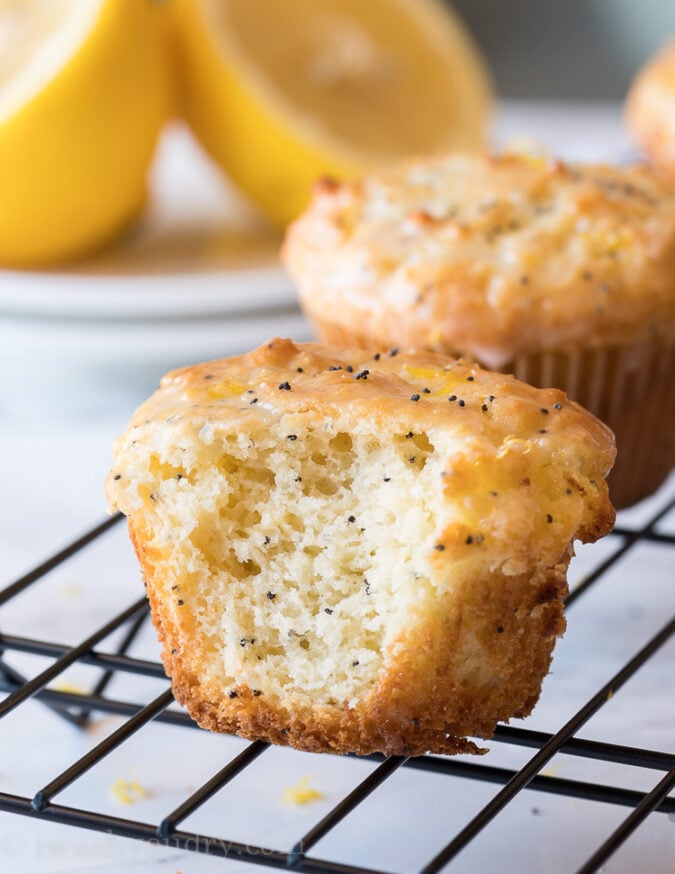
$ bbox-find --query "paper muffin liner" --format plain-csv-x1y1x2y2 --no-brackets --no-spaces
510,340,675,509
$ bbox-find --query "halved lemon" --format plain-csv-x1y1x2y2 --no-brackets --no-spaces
172,0,492,226
0,0,169,267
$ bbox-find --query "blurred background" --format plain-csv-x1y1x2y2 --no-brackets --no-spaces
1,0,675,421
452,0,675,99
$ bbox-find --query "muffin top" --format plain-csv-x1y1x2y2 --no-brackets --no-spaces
283,153,675,367
107,337,616,556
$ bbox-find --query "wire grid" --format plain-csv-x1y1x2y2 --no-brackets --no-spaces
0,494,673,874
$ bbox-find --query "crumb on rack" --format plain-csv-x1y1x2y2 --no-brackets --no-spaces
49,680,86,695
109,774,150,806
281,775,324,806
56,582,82,601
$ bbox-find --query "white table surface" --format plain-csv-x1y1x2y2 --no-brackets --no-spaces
0,102,673,874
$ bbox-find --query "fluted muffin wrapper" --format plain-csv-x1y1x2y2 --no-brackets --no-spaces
510,341,675,509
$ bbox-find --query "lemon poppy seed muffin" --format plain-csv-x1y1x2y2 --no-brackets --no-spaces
283,154,675,507
106,338,615,756
626,42,675,184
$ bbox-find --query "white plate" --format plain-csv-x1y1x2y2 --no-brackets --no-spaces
0,262,295,319
0,124,295,320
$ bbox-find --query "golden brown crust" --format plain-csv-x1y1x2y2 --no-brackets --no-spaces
282,153,675,368
109,338,616,482
626,42,675,183
133,510,567,756
108,339,616,756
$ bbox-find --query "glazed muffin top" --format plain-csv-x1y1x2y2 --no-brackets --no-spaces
283,153,675,367
108,337,616,558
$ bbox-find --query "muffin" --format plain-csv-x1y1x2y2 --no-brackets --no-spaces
282,154,675,507
626,41,675,183
106,338,615,756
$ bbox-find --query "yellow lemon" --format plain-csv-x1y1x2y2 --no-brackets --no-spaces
0,0,170,267
172,0,492,226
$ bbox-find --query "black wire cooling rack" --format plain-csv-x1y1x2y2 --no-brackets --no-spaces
0,492,673,874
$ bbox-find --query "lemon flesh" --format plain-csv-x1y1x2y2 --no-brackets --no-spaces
175,0,492,225
0,0,169,267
